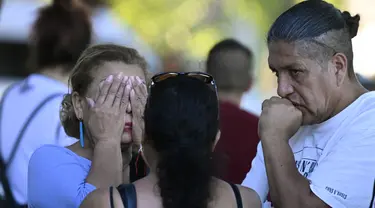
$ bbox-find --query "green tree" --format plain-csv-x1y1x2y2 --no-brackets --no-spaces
110,0,294,58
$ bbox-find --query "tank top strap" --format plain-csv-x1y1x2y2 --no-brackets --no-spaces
229,183,243,208
109,186,115,208
117,183,137,208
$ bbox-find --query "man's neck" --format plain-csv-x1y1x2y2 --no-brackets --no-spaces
218,91,243,107
332,79,368,118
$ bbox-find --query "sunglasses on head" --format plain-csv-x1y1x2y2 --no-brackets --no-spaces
150,72,219,120
150,72,217,92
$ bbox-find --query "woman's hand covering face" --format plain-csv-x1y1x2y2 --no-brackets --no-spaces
85,73,131,145
129,76,148,146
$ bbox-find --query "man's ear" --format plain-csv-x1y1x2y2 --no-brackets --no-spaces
331,53,348,87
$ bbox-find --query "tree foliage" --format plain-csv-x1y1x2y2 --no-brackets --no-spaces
110,0,294,58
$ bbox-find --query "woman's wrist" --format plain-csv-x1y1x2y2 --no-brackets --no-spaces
87,138,123,188
93,140,123,164
94,138,121,148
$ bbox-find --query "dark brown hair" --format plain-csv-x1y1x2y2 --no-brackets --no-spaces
206,39,253,92
28,0,92,74
268,1,360,78
145,76,219,208
60,44,149,138
80,0,108,7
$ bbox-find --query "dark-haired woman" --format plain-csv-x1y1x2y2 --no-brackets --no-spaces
0,0,91,206
28,44,149,208
80,73,262,208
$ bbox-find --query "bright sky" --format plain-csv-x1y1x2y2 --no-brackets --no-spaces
348,0,375,78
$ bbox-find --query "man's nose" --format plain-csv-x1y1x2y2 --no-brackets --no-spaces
277,75,294,98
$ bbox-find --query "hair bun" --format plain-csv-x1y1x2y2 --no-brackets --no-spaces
60,93,80,138
341,11,360,38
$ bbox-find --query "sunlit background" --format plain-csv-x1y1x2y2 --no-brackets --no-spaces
0,0,374,115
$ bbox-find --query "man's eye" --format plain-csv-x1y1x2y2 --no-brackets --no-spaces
291,70,301,76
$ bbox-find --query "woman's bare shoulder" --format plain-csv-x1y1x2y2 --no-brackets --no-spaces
237,185,262,208
80,187,124,208
211,179,261,208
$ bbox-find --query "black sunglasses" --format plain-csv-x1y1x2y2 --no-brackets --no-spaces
150,72,219,120
150,72,217,93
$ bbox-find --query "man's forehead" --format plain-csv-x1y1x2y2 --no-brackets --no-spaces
268,41,315,70
268,41,300,56
269,43,300,68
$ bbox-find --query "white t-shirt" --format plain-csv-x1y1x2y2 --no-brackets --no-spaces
242,91,375,208
0,74,76,204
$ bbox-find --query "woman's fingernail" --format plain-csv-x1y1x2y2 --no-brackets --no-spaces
130,89,135,97
122,76,128,83
136,77,142,84
117,72,123,79
106,75,113,82
86,97,95,107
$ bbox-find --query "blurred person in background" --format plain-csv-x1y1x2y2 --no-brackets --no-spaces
206,39,259,185
28,44,148,208
81,73,261,208
0,0,91,206
0,0,14,206
357,73,375,91
242,1,375,208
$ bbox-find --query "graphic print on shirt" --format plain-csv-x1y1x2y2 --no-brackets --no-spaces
294,146,323,178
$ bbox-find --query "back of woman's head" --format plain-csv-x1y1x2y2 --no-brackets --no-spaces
144,75,219,208
268,0,360,76
28,0,92,73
